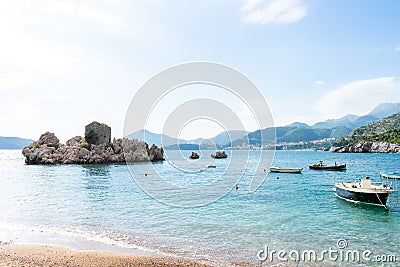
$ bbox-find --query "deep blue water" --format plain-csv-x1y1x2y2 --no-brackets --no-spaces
0,150,399,266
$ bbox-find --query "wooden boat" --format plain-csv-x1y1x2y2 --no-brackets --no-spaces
334,177,395,206
380,173,400,180
309,161,346,171
269,167,302,173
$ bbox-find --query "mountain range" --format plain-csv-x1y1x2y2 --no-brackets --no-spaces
2,102,399,150
127,102,400,149
0,137,34,149
128,129,248,149
334,112,400,146
290,102,400,130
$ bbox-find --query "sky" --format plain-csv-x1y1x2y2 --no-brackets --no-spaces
1,0,400,141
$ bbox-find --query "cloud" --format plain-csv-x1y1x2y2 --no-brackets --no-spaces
314,80,324,86
0,1,174,140
395,46,400,52
0,26,80,72
0,0,129,76
40,1,123,34
315,77,400,117
0,0,125,48
241,0,307,25
0,73,35,92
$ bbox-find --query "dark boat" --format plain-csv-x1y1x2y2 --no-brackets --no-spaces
334,177,394,206
309,161,346,171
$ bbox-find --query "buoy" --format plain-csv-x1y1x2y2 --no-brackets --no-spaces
235,184,239,190
144,173,148,177
276,176,279,180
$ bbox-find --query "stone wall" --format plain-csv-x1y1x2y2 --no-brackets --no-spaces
85,121,111,145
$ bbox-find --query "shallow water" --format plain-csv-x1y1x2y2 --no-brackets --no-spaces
0,149,399,266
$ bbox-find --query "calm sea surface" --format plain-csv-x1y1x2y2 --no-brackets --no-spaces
0,149,399,266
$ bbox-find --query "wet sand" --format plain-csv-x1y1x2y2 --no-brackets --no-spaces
0,243,212,267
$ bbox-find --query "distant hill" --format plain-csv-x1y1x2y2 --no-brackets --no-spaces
0,137,33,149
334,112,400,146
311,114,380,130
164,143,219,150
127,130,188,147
309,102,400,130
128,129,247,148
208,130,247,146
231,126,351,147
367,102,400,118
286,122,310,128
329,126,352,139
164,144,202,150
312,114,359,129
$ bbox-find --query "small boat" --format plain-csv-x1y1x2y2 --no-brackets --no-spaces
309,161,346,171
269,167,302,173
380,173,400,180
207,165,216,168
334,177,395,206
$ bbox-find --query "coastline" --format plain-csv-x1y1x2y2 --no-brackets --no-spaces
330,140,400,153
0,243,212,267
0,222,249,267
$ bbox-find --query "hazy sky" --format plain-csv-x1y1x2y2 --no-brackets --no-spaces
1,0,400,141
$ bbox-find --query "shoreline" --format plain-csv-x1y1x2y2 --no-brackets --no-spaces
0,243,213,267
0,223,250,267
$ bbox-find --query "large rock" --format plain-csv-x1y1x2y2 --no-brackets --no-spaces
331,141,400,154
147,144,164,161
62,146,91,164
189,152,199,159
38,132,59,147
211,151,228,159
22,133,164,165
66,136,85,147
122,138,151,162
22,143,58,164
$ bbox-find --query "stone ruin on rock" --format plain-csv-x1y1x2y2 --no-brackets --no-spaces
85,121,111,145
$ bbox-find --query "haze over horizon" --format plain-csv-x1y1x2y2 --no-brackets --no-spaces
1,1,400,141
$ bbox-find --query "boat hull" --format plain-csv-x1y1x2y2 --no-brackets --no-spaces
334,186,389,205
270,167,302,173
309,164,346,171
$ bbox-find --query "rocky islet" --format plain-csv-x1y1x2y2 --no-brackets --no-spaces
22,122,164,164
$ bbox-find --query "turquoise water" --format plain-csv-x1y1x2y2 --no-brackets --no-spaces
0,150,399,266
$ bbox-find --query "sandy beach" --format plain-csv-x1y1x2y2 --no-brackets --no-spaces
0,243,212,267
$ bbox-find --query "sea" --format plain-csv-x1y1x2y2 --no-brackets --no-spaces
0,149,399,266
